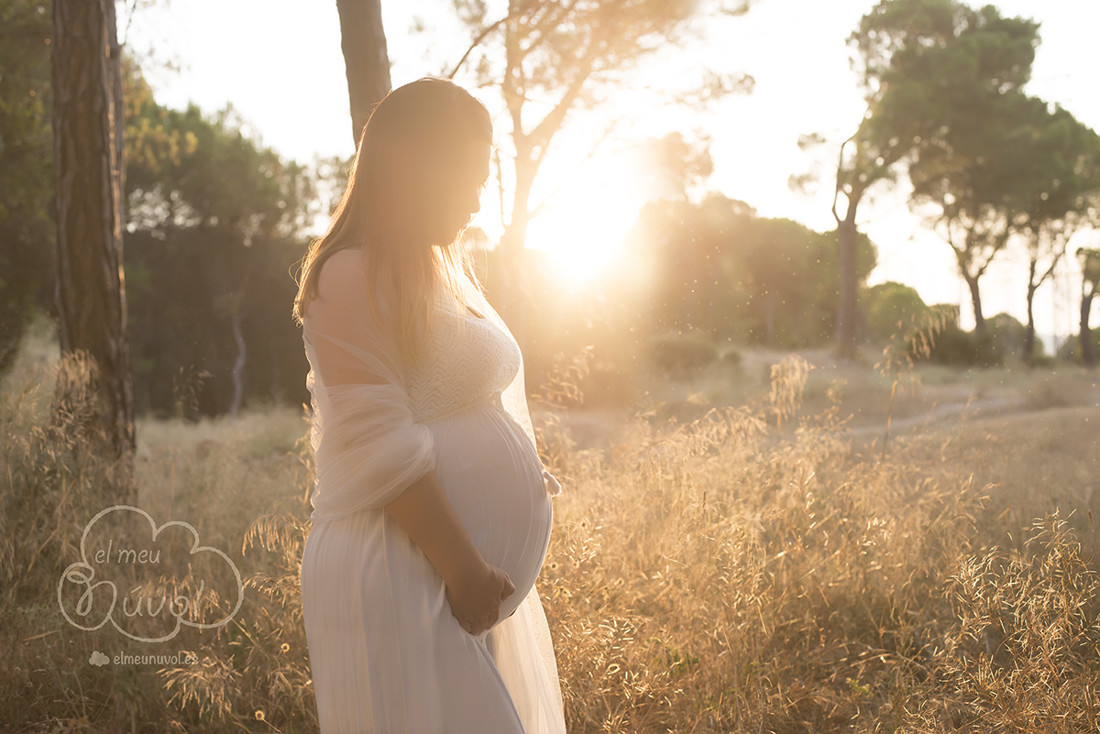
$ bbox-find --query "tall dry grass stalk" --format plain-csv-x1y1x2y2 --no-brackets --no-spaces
768,354,812,431
875,308,949,461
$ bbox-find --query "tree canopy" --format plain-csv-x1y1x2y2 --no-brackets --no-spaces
827,0,1041,356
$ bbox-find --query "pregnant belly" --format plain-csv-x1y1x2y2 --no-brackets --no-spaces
426,397,553,623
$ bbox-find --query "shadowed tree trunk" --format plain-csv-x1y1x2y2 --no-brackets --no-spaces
831,133,869,362
336,0,391,146
1024,263,1038,361
947,222,1007,336
1080,290,1095,369
51,0,135,497
962,271,985,334
228,249,257,417
834,215,860,359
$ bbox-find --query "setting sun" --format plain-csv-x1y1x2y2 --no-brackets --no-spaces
524,157,648,289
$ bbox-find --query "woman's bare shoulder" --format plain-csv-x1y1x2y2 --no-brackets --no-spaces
325,246,365,267
316,248,367,302
313,247,399,329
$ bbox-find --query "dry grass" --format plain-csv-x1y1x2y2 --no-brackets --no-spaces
2,332,1099,732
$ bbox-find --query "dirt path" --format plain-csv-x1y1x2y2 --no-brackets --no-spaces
543,365,1100,451
848,394,1031,440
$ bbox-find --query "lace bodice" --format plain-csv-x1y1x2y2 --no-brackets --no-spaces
405,290,522,423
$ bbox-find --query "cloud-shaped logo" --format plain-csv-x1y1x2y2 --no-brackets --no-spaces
89,650,110,667
58,505,244,643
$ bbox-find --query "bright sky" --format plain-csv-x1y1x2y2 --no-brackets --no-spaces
124,0,1100,344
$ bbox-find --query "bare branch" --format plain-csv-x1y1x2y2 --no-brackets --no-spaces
448,13,510,79
832,132,857,225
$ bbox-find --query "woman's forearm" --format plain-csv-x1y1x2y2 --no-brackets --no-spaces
385,469,515,635
383,469,487,585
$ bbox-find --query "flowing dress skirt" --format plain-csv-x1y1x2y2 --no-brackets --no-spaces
301,393,564,733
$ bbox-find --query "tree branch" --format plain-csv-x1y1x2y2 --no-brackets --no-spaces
448,12,511,79
832,132,857,225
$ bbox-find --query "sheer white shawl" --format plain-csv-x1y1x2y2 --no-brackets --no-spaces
301,246,557,521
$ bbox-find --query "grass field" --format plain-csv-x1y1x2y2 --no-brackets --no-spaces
2,324,1098,732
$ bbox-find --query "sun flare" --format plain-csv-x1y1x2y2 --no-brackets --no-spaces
523,156,648,291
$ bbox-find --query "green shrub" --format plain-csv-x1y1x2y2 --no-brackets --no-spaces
925,312,1045,366
927,312,1049,367
929,325,1000,366
863,281,929,343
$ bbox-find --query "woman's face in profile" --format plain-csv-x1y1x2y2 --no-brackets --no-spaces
425,138,491,246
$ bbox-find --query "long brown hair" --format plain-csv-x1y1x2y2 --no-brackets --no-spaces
291,77,492,363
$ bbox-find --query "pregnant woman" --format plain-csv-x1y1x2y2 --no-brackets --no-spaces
291,77,566,733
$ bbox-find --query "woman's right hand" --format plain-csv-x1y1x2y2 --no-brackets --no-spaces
444,560,515,635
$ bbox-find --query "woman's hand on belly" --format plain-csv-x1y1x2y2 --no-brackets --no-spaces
446,561,516,635
382,468,514,635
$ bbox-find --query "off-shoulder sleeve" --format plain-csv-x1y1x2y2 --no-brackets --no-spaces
301,248,435,520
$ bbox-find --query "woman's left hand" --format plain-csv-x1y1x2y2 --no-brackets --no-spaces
445,560,515,635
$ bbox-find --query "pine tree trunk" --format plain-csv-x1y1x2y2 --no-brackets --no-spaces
835,220,858,357
336,0,391,146
964,272,986,334
1082,289,1096,369
1023,269,1038,363
51,0,135,497
834,203,860,360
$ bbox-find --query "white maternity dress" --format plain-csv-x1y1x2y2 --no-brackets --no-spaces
299,247,566,734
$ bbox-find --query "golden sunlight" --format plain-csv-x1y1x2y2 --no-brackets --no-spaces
523,151,649,290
